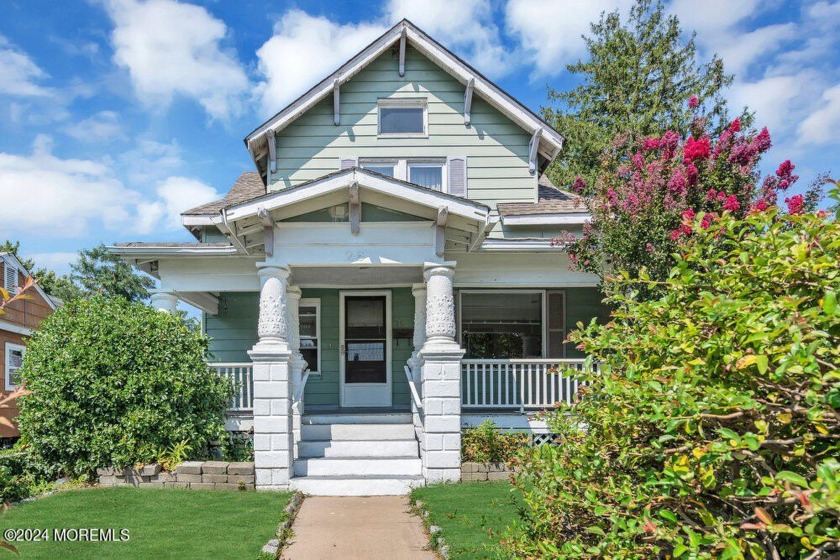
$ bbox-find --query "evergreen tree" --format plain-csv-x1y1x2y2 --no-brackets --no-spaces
545,0,745,188
68,244,154,302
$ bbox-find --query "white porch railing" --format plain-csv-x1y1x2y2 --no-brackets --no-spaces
209,362,254,411
461,359,595,412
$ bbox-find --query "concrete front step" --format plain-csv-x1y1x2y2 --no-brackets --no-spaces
294,457,422,477
301,423,416,442
299,439,419,459
290,475,425,496
302,413,413,425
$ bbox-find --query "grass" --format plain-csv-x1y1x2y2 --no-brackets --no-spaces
0,487,291,559
411,481,522,560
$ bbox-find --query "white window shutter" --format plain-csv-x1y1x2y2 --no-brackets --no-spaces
447,156,467,197
546,291,566,358
339,156,358,170
4,263,18,292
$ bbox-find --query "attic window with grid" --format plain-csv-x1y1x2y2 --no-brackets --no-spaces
378,100,426,136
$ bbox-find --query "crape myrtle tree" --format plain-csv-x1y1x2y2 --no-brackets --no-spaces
545,0,744,189
563,104,825,296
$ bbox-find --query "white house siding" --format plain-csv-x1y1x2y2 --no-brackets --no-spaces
269,46,537,210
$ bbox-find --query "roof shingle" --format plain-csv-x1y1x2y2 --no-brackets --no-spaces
181,172,265,216
497,174,586,216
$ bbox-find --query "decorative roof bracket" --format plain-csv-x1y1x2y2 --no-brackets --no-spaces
333,79,340,126
398,26,407,76
463,77,474,125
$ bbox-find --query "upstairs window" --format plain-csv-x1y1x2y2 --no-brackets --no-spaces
378,101,426,136
408,162,444,191
360,161,396,178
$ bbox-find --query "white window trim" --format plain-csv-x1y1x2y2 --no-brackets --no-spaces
377,99,428,137
5,342,25,391
359,157,448,192
457,289,548,358
299,298,321,376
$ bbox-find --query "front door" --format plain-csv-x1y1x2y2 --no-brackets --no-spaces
340,291,392,407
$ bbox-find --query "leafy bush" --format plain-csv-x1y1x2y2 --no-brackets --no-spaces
509,193,839,558
462,421,529,463
17,297,231,479
221,432,254,462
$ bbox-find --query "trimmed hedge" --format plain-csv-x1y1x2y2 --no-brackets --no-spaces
18,297,231,478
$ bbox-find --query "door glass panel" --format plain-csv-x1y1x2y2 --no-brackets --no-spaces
345,296,386,384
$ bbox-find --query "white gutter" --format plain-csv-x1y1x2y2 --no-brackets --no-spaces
108,245,240,257
479,239,569,252
501,212,590,226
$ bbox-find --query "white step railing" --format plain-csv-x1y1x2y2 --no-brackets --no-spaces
461,359,595,411
209,362,253,411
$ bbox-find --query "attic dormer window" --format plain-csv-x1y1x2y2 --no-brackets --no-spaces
378,100,426,136
4,261,18,293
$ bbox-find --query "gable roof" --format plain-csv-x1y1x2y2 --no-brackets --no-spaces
0,252,59,310
244,19,564,180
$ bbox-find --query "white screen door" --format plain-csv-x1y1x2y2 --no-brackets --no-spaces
340,291,392,407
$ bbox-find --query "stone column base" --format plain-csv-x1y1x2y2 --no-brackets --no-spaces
420,346,464,483
249,345,293,491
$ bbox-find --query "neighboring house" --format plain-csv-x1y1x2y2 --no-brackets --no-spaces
111,20,607,494
0,253,58,439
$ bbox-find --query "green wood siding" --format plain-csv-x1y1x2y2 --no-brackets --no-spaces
205,292,259,363
268,46,537,209
564,287,608,358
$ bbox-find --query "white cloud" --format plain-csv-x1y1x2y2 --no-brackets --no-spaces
102,0,249,120
0,135,221,238
135,176,221,233
386,0,514,77
0,135,139,236
669,0,762,37
713,23,797,76
254,10,387,115
63,111,122,142
0,34,53,97
505,0,633,77
729,73,810,133
116,138,183,185
798,83,840,146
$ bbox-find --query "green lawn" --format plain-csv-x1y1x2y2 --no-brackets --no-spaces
0,487,291,559
411,481,522,560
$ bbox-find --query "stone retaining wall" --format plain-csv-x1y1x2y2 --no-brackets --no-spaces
460,461,514,482
97,461,255,490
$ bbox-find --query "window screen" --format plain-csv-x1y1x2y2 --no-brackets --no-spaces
409,164,443,190
379,105,424,134
460,292,543,359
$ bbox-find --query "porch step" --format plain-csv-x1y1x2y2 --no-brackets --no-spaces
290,475,425,496
294,457,422,477
299,439,419,459
302,413,412,425
301,422,415,442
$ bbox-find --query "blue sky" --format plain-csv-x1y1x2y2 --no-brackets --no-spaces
1,0,838,276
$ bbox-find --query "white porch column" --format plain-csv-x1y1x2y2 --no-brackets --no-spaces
420,262,464,483
249,263,293,491
409,283,427,458
286,285,305,459
150,291,178,313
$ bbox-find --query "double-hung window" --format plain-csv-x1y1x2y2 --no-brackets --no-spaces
358,158,447,192
5,343,25,391
408,162,444,191
299,300,321,376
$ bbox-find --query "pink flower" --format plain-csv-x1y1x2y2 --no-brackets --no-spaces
751,198,769,213
754,127,772,152
776,160,794,177
722,195,740,213
684,136,711,162
571,176,587,194
688,96,699,108
701,213,714,229
667,169,687,196
670,229,683,241
681,208,695,222
785,194,804,215
706,188,718,202
685,163,699,185
645,242,655,253
632,152,646,169
642,136,661,151
728,118,741,133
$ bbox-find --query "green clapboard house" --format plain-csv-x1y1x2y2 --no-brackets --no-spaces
111,19,607,495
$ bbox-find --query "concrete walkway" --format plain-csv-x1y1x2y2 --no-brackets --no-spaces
282,496,436,560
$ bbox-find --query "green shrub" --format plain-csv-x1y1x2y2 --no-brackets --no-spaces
221,432,254,462
17,297,232,479
509,196,840,558
462,420,529,463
